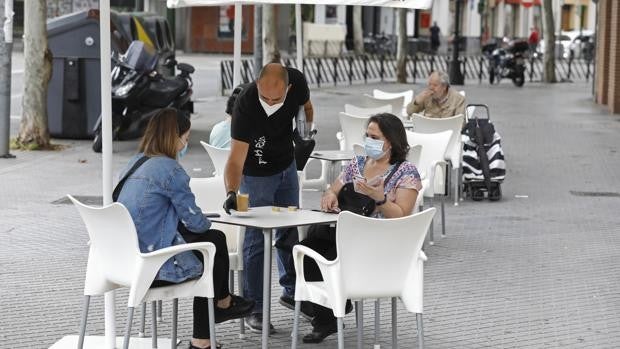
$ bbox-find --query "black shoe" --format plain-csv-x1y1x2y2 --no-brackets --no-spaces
214,294,255,324
244,313,276,334
279,295,315,320
302,323,339,344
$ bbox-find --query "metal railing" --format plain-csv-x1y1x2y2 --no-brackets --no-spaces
220,53,595,94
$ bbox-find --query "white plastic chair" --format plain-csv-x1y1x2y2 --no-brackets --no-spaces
338,112,370,151
372,89,414,116
69,195,217,349
200,141,230,176
291,209,436,349
410,114,465,206
361,94,405,117
406,130,452,244
189,176,247,335
344,103,393,117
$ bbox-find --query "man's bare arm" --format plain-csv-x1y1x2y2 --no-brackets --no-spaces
224,139,249,193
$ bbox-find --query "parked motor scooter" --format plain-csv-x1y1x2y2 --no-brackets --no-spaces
486,39,528,87
92,41,195,152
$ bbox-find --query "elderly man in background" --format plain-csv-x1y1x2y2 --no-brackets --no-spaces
406,71,465,118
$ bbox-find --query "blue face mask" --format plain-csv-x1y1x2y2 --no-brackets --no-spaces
364,137,388,160
177,139,188,159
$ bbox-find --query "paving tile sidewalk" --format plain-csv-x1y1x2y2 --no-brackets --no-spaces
1,79,620,349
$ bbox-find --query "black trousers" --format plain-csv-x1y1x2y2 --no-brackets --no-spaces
297,225,351,329
151,227,230,339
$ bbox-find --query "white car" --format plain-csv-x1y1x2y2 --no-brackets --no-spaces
538,30,594,59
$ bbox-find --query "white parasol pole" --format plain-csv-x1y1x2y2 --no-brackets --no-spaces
233,3,242,88
295,3,302,72
99,0,115,347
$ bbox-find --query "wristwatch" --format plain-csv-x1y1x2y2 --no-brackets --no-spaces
376,195,387,206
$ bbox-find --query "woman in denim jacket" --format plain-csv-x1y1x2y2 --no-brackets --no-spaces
117,109,254,349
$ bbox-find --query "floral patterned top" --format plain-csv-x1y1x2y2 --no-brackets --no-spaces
337,156,423,218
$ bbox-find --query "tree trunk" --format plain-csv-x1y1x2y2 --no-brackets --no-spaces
396,8,408,83
262,4,280,63
353,6,364,54
542,0,557,83
18,0,52,148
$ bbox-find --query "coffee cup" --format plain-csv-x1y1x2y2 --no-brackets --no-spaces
237,193,249,212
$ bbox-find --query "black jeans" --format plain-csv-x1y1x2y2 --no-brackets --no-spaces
151,227,230,339
297,225,351,329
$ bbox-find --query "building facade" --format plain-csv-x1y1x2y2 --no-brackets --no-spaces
594,0,620,114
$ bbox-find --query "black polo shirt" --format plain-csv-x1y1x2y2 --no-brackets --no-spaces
231,67,310,176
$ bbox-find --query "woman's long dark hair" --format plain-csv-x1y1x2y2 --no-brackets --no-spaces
367,113,409,164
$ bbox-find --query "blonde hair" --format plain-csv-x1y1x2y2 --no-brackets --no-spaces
139,108,189,159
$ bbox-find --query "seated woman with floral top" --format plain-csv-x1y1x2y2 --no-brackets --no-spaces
297,112,422,344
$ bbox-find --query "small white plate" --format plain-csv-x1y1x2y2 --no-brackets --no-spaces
230,209,253,217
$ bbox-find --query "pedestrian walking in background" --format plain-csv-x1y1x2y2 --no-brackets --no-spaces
430,22,441,53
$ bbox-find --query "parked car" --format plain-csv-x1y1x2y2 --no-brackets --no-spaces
538,30,594,60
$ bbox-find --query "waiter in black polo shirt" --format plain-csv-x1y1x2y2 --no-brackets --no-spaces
222,63,314,332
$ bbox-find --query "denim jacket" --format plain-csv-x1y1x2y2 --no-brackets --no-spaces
117,154,211,283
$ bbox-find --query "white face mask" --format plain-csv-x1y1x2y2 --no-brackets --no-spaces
258,89,287,117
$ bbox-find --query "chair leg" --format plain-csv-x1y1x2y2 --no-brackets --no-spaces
416,313,424,349
291,300,301,349
238,270,245,336
356,300,363,349
441,197,446,238
171,299,178,349
428,198,434,245
453,167,459,206
123,307,135,349
337,317,345,349
139,302,146,337
151,301,158,348
77,295,90,349
374,299,380,348
208,297,217,348
391,298,397,349
157,300,163,322
229,270,235,294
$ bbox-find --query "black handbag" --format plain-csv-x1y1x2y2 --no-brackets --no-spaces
337,161,403,216
293,128,316,171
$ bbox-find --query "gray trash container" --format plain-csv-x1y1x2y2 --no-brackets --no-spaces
47,10,101,139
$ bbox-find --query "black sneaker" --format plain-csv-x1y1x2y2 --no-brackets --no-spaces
214,294,255,324
302,322,339,344
279,295,315,320
244,313,276,334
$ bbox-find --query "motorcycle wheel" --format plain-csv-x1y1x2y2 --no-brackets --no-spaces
92,131,102,153
512,71,525,87
489,68,495,84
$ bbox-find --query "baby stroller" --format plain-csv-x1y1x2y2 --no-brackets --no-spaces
461,104,506,201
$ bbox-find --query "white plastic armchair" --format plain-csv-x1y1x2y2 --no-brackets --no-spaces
344,103,392,117
68,195,217,349
410,113,465,206
291,209,436,349
189,176,247,335
406,130,452,244
361,94,406,118
200,141,230,176
338,112,370,151
372,89,413,116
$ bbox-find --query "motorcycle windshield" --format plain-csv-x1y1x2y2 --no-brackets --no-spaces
123,41,158,73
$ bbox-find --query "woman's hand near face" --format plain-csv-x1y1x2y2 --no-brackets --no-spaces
354,178,385,202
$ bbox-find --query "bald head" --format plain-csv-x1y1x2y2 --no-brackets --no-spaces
257,63,290,106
